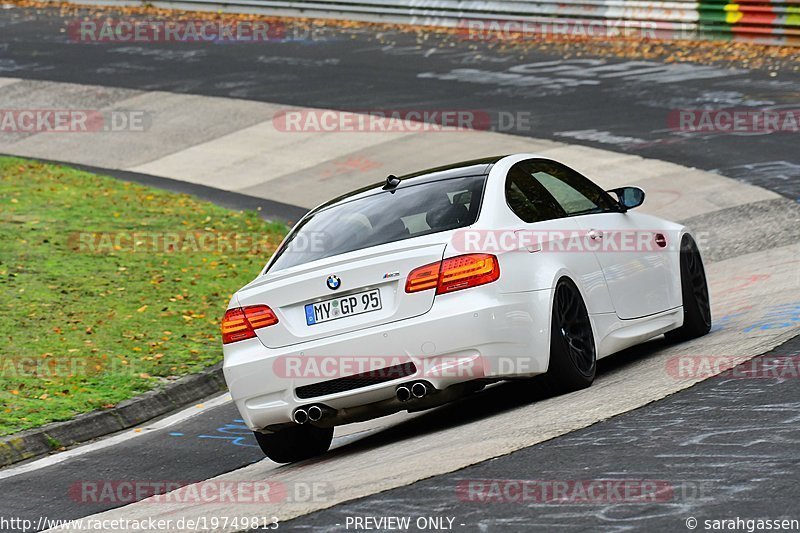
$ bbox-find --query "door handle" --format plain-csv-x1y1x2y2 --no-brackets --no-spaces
588,229,603,240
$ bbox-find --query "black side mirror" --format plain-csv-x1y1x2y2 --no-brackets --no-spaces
607,186,645,211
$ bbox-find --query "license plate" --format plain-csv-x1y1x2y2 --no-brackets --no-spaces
305,289,382,326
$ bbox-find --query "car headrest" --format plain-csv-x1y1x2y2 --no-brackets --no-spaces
426,201,468,229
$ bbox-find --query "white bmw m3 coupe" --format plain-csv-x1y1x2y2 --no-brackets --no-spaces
221,154,711,463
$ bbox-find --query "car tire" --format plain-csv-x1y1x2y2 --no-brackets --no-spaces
665,235,711,342
253,424,334,463
543,278,597,392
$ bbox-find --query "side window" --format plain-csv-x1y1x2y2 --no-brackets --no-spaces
534,172,597,214
531,161,617,215
505,163,566,223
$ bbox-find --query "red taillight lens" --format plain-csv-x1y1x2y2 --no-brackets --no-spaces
437,253,500,294
221,308,253,344
243,305,279,329
404,253,500,295
221,305,278,344
405,261,442,293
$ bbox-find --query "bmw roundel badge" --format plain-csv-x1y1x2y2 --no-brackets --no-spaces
326,275,341,290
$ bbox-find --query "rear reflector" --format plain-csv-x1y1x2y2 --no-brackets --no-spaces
405,253,499,295
221,305,278,344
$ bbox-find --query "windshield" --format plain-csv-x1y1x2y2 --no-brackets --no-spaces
267,175,487,273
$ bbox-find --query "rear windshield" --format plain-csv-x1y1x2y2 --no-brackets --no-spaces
267,175,487,273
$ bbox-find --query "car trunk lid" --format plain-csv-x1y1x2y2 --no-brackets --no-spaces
236,233,450,349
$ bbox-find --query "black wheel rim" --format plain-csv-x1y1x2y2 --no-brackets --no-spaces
686,245,711,327
555,283,596,375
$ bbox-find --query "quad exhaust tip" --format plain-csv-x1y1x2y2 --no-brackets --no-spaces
396,385,411,402
293,408,308,425
294,405,325,424
307,405,323,422
397,382,430,402
411,382,428,399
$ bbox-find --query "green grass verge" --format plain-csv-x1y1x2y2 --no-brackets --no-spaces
0,157,288,435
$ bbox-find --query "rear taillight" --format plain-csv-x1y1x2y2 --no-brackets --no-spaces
438,253,500,293
405,253,500,295
405,261,441,293
221,305,278,344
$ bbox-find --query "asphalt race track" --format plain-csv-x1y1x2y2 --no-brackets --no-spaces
0,5,799,533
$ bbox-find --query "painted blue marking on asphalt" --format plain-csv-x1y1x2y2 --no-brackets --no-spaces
197,435,258,448
214,423,252,435
195,419,259,448
168,432,184,436
710,310,749,332
743,302,800,333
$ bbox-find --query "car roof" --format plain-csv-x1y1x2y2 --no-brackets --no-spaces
308,155,508,215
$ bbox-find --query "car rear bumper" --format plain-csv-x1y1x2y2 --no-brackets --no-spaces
223,287,553,431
